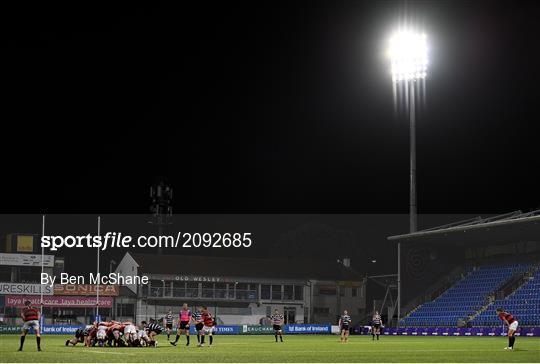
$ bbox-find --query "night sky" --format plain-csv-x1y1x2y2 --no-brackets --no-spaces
2,1,539,215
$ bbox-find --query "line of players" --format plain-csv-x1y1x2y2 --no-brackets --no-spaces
165,304,285,346
19,299,519,351
338,310,383,343
338,308,519,350
65,304,286,349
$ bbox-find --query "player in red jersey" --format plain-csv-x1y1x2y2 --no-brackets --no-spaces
108,321,126,346
496,308,519,350
18,300,41,351
198,306,215,347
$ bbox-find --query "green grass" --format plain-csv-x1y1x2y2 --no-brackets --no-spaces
1,334,539,362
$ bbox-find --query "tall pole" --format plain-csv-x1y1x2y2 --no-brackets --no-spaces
409,80,417,233
397,80,418,328
40,215,45,330
96,216,101,320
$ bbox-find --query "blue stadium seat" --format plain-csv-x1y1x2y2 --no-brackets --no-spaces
400,263,537,327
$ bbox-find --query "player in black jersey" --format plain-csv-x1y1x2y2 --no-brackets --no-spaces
146,319,163,347
270,309,284,342
66,325,93,346
164,310,174,340
339,310,351,343
371,311,382,341
192,307,203,345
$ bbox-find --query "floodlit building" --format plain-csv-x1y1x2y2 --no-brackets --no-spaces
114,253,367,325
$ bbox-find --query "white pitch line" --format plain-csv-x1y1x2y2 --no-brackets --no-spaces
87,350,136,355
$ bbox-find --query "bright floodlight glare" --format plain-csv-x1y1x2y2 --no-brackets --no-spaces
388,31,428,82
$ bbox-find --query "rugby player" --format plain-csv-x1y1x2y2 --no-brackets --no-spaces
18,300,41,351
496,308,519,350
86,323,97,347
164,309,174,340
192,306,204,345
146,318,163,347
338,310,351,343
66,324,93,346
371,311,382,341
123,321,139,346
170,303,192,346
138,321,150,346
270,309,284,342
198,306,215,347
107,321,126,347
95,320,111,347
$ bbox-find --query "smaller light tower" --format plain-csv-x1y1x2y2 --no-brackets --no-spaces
149,177,173,254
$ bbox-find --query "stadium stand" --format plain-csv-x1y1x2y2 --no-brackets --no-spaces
400,263,534,327
472,265,540,326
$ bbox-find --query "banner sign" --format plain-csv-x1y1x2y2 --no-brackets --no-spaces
0,325,22,334
241,325,276,334
42,325,80,334
187,325,240,335
2,324,536,336
239,324,333,335
5,295,113,308
0,282,53,295
374,327,540,337
53,284,119,296
285,324,332,334
0,325,81,335
0,253,54,267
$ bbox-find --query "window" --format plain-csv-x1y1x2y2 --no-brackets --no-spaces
294,285,303,300
318,286,336,295
186,282,199,297
236,283,248,299
18,267,39,282
215,283,227,298
247,284,258,300
164,281,172,297
116,304,134,317
261,285,270,300
150,280,163,297
227,284,235,299
172,281,185,297
314,307,330,314
352,287,358,297
202,283,214,298
271,285,282,300
283,285,293,300
0,266,11,281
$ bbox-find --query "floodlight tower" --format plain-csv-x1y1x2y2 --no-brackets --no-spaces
388,30,428,326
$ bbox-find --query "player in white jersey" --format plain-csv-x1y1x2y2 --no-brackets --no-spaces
338,310,351,343
96,322,109,347
137,322,150,346
123,322,138,346
270,309,284,342
164,309,174,341
371,311,382,341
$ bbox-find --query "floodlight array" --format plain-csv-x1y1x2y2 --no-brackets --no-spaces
388,31,428,82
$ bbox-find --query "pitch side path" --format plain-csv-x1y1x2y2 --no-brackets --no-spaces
1,335,539,363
